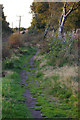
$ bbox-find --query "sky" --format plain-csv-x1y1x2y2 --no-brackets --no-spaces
0,0,34,28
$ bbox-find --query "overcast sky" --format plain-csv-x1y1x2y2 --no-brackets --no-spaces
0,0,34,28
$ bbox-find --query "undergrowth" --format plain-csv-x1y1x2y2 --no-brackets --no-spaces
47,34,78,67
2,32,79,119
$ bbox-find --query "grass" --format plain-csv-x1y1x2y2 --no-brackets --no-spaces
2,46,36,118
2,32,79,119
24,50,79,118
2,74,31,118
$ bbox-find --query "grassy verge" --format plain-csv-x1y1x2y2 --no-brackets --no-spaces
24,51,78,118
2,46,36,118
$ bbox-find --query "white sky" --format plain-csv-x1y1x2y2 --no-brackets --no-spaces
0,0,34,28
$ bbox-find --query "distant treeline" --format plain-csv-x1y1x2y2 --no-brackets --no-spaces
2,7,13,36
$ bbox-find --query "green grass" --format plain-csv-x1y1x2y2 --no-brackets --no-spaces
2,45,78,119
2,46,36,118
2,71,31,118
24,51,78,118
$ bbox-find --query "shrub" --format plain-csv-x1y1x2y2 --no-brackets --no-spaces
2,45,12,60
3,57,14,69
48,34,78,66
9,33,23,48
22,32,50,53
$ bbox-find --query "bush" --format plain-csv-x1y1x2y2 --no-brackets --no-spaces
2,45,12,60
3,56,22,70
48,34,78,66
22,32,50,53
9,33,23,48
3,57,14,69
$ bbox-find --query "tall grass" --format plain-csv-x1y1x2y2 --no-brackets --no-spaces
30,51,78,118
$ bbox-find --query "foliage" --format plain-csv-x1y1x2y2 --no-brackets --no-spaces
2,44,12,60
8,34,24,48
13,27,26,33
30,2,80,34
30,2,50,31
2,7,13,35
2,6,13,61
48,34,78,66
63,3,80,32
12,27,19,32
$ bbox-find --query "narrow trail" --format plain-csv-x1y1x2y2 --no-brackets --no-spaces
20,50,44,119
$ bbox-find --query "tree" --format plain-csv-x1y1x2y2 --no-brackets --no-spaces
30,2,50,32
58,2,80,38
2,7,13,35
44,2,63,38
30,1,80,38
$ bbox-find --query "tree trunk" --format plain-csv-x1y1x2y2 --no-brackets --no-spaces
58,16,66,38
58,2,77,39
58,2,67,39
44,23,50,38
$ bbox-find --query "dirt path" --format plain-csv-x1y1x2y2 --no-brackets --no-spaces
20,50,44,119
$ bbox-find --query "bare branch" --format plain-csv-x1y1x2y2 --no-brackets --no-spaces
64,2,67,8
64,2,67,15
65,7,73,17
59,14,63,25
66,2,80,17
65,3,75,17
66,3,70,8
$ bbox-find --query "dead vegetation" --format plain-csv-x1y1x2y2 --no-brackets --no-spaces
8,33,24,48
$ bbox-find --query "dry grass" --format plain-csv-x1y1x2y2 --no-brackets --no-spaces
39,59,47,68
44,65,78,94
35,53,78,95
34,54,45,61
43,65,78,78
